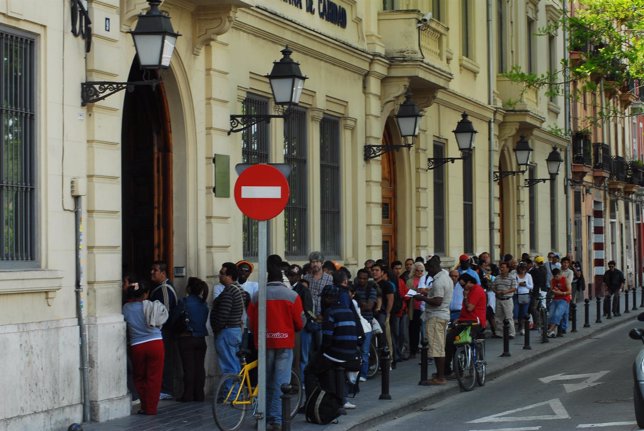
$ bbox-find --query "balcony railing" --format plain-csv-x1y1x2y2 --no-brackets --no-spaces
572,132,592,166
593,143,611,171
612,156,628,181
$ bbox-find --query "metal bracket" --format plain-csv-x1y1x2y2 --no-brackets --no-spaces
524,178,551,187
81,80,159,106
493,170,526,182
71,0,92,53
427,157,462,170
364,144,413,161
228,106,294,135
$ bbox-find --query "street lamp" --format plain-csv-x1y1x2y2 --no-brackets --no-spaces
494,135,533,181
364,91,424,160
80,0,180,105
427,112,478,170
228,47,307,134
524,146,564,187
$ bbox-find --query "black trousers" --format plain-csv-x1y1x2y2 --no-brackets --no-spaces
603,289,620,315
409,309,422,356
178,336,207,401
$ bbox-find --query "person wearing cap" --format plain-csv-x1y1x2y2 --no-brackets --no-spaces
529,256,548,328
603,260,625,317
456,254,481,284
236,260,259,299
491,261,517,338
304,283,361,410
547,268,571,337
304,251,333,318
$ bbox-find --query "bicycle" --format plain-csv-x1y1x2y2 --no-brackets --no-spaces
212,351,302,431
452,322,487,392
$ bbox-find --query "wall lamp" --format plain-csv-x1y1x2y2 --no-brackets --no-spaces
364,91,423,161
493,135,533,181
524,147,563,187
228,47,307,135
427,112,477,170
80,0,180,106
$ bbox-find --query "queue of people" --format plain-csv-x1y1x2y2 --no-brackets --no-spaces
120,248,599,425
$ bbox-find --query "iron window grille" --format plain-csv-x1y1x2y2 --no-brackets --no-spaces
241,94,270,258
433,141,446,254
320,116,340,258
572,132,592,166
0,28,37,266
284,107,307,259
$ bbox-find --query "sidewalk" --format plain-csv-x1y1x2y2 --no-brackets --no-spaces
83,297,641,431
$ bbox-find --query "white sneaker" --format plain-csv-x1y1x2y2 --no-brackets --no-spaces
343,402,357,409
159,392,173,400
359,376,367,382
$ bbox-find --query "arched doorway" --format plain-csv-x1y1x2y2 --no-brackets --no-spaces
381,126,397,265
121,62,174,279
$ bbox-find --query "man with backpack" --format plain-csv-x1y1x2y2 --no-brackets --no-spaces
304,284,361,421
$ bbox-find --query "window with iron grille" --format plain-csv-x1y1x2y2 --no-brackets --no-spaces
528,166,537,252
241,94,270,258
463,155,473,253
497,0,506,73
0,28,37,267
284,107,307,258
433,141,446,254
320,116,340,258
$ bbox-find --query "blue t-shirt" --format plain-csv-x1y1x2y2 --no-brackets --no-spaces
123,301,163,346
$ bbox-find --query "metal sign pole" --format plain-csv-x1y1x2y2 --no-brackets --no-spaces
257,220,267,431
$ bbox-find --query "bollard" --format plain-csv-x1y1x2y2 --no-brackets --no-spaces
418,339,429,385
596,296,602,323
584,298,591,328
501,318,511,357
541,308,549,344
522,319,531,350
625,287,631,313
280,383,293,431
615,291,621,316
641,285,644,308
606,294,613,320
633,287,638,311
379,344,391,400
571,302,577,333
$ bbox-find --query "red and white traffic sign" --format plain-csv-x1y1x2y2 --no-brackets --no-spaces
234,164,290,221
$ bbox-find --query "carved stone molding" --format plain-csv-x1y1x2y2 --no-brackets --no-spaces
193,5,237,55
498,123,520,145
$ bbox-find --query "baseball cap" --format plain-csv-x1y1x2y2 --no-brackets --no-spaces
236,260,254,273
534,256,545,264
459,254,469,262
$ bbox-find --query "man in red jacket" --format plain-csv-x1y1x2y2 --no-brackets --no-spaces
248,260,304,431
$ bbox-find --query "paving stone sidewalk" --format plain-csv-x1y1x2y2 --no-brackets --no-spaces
83,297,641,431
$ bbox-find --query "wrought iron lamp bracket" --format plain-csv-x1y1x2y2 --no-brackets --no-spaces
363,144,413,161
493,170,526,182
81,80,159,106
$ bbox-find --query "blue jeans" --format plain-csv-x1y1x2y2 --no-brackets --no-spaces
548,300,569,326
359,330,373,378
560,303,569,332
266,348,293,426
300,330,313,385
215,327,242,388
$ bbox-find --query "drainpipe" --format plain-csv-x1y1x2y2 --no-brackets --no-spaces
487,0,496,261
72,178,90,422
563,0,573,255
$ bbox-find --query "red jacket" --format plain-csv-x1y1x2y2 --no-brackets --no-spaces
248,281,304,349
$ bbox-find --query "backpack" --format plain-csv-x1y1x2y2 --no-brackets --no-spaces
391,281,403,314
305,385,343,425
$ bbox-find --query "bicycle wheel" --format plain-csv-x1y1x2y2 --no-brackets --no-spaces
289,369,303,419
213,373,251,431
367,340,379,378
474,342,486,386
453,345,475,391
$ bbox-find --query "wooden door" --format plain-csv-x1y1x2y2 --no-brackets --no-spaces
121,64,173,279
381,128,396,266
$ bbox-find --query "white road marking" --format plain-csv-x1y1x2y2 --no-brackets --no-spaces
576,422,638,428
468,398,570,423
241,186,281,198
538,371,610,393
469,427,542,431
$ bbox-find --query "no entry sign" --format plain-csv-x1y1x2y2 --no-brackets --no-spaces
234,164,290,220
